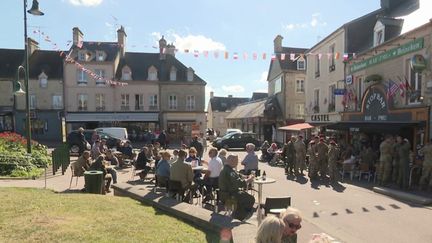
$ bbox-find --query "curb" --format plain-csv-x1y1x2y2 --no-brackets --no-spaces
373,186,432,205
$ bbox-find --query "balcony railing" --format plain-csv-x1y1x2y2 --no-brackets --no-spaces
149,105,158,111
120,106,130,111
134,105,144,111
96,106,106,111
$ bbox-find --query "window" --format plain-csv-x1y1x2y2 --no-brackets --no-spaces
296,79,304,93
297,58,305,70
148,66,158,81
328,84,336,112
168,95,177,110
96,51,105,61
409,68,422,104
95,94,105,111
135,94,144,110
186,95,195,110
329,44,335,71
39,72,48,88
375,30,384,46
315,55,320,78
95,69,105,86
78,52,86,61
187,68,194,81
170,67,177,81
78,94,88,111
274,76,282,94
149,95,158,110
374,21,385,47
121,66,132,81
313,89,320,113
295,103,305,117
30,95,36,109
52,95,63,109
77,69,87,85
121,94,130,110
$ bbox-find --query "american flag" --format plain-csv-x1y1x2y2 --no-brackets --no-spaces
387,80,399,99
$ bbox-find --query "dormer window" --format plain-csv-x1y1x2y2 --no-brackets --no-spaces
170,66,177,81
148,66,158,81
96,51,106,61
39,71,48,88
297,57,305,70
374,21,385,47
187,67,194,81
78,51,86,61
121,66,132,81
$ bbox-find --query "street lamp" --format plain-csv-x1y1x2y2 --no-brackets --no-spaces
20,0,44,154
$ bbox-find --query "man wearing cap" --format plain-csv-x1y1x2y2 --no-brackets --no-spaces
307,139,319,179
219,154,255,221
328,140,340,182
396,136,411,189
282,136,296,175
294,135,306,176
316,137,329,178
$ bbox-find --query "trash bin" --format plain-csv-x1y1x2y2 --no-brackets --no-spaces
84,170,104,194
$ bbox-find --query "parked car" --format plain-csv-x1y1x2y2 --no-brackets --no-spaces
67,129,128,154
95,127,128,140
212,132,260,150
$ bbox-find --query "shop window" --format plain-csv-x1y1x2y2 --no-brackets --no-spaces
96,51,105,61
187,68,194,81
52,95,63,109
96,94,105,111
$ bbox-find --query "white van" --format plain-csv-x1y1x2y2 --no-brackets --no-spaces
95,127,128,140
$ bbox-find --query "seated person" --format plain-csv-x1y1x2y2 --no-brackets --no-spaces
91,140,102,160
135,147,152,180
89,155,112,193
219,154,255,221
105,149,119,167
156,151,171,186
170,150,194,199
267,143,279,163
260,140,270,161
185,147,202,181
73,150,91,177
99,139,108,154
121,141,135,160
202,148,223,202
241,143,259,175
153,142,162,162
218,149,228,165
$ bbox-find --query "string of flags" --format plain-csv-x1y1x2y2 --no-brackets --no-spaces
33,30,128,87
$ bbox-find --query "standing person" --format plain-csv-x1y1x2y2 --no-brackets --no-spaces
294,135,307,176
307,140,318,179
256,216,285,243
316,138,329,178
282,136,296,175
91,140,102,160
158,130,167,149
218,154,255,221
202,148,223,202
327,140,340,182
392,138,401,183
280,207,303,243
77,127,88,156
396,136,411,189
199,132,208,153
91,131,100,145
190,135,204,159
241,143,259,174
419,139,432,190
379,135,394,186
218,149,228,165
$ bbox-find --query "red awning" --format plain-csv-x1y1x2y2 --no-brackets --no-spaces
278,123,314,131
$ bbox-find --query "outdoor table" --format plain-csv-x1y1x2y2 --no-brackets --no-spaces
254,177,276,224
84,170,104,194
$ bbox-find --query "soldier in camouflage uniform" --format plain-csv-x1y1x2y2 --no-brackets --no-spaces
396,136,411,189
327,140,340,182
294,135,307,175
419,139,432,190
316,138,329,178
307,139,319,179
219,154,255,221
392,139,401,183
282,136,296,175
379,135,394,185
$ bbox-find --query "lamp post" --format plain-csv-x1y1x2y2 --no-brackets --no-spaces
21,0,44,154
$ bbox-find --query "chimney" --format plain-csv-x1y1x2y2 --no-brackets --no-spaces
274,35,283,53
228,95,233,98
117,26,127,57
166,43,176,57
159,36,167,60
72,27,83,47
210,91,214,99
27,38,39,56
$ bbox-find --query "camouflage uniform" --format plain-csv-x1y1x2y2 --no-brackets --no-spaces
282,140,296,174
419,143,432,189
307,141,318,179
396,140,410,189
316,141,329,177
379,139,393,185
294,138,307,175
392,142,401,183
327,143,340,181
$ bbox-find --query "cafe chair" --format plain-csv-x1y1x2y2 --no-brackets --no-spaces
340,163,356,181
260,196,291,216
154,175,169,194
358,163,372,182
69,162,82,189
168,180,185,202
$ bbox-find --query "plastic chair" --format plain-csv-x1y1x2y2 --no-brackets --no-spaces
358,163,372,182
69,162,82,188
260,196,291,216
340,163,356,181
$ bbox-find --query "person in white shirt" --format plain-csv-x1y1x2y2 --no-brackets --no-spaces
202,148,223,203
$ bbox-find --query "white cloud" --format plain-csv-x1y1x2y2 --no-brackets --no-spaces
283,13,327,31
400,0,432,34
222,85,245,93
256,71,268,83
69,0,103,7
151,31,226,52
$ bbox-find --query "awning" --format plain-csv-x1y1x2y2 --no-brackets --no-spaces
66,112,159,122
326,121,424,131
278,122,314,131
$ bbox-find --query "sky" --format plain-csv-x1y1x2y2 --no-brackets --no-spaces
1,0,428,106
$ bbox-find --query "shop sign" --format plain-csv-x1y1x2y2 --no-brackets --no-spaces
334,89,346,95
363,87,388,121
345,75,353,85
310,114,330,122
350,37,424,73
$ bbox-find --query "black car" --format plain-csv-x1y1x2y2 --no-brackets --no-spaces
67,129,126,154
212,132,260,150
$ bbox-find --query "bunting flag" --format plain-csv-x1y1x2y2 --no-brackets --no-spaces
335,52,340,60
203,50,209,58
343,54,349,62
281,53,286,60
253,52,257,60
224,51,229,59
243,52,248,60
233,52,239,60
262,53,267,60
290,53,295,61
271,54,276,61
193,50,199,58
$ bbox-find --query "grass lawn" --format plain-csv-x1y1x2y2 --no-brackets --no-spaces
0,187,215,243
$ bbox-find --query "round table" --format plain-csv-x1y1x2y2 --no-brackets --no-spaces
192,166,204,171
254,177,276,224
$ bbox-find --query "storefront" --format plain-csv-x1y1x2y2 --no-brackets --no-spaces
15,110,63,141
0,107,14,132
162,112,206,144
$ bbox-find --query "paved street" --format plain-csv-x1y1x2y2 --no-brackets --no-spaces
1,148,432,242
